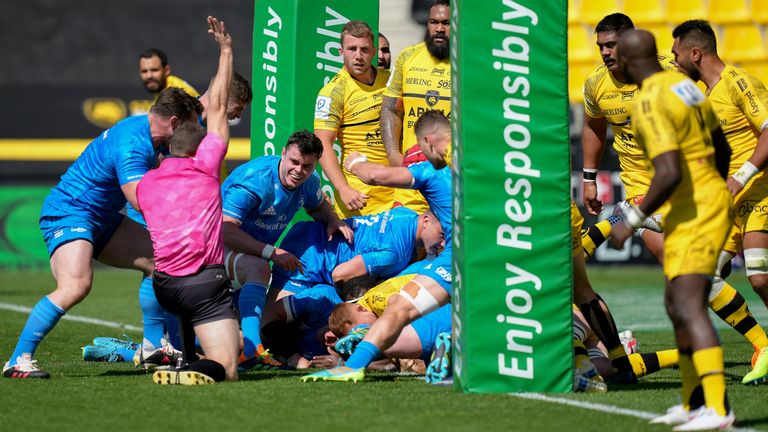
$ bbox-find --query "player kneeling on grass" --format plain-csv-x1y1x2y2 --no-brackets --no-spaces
135,17,238,384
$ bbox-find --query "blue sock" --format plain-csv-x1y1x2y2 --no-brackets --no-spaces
139,276,166,349
239,282,267,358
116,347,137,362
164,313,182,348
345,341,381,369
9,296,65,365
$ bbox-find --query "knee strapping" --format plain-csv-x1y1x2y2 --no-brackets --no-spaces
744,248,768,276
224,251,244,289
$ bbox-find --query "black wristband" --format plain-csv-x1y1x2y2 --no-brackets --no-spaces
583,169,597,181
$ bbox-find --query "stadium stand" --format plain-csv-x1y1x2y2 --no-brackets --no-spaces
567,0,768,102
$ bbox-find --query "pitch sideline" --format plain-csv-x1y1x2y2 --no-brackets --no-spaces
513,393,760,432
0,302,141,332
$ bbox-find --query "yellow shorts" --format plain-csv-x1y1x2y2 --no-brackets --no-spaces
571,201,584,257
663,187,734,280
334,174,395,218
722,174,768,253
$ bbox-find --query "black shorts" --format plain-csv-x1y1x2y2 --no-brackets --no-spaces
153,265,237,326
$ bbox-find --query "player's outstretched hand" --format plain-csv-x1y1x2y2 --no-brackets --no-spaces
327,219,354,243
207,16,232,49
609,222,632,250
272,248,304,274
726,176,745,196
583,181,603,216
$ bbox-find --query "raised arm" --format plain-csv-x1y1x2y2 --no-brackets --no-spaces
205,16,233,141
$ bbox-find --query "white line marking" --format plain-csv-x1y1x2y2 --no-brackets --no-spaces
0,302,141,332
511,393,761,432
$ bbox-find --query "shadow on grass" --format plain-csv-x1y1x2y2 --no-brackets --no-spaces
98,369,151,377
736,416,768,429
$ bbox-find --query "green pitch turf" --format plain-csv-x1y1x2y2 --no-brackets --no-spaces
1,266,768,431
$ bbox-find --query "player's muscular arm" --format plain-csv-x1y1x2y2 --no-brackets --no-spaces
315,129,367,211
121,180,141,211
205,16,233,141
581,114,608,215
345,151,414,188
381,96,405,166
332,255,368,283
222,215,304,271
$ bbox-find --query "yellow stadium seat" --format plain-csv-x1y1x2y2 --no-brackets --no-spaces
568,0,581,25
624,0,665,25
708,0,750,25
740,61,768,86
721,24,767,63
752,0,768,25
666,0,706,25
569,62,599,103
569,25,596,63
643,24,674,56
579,0,620,26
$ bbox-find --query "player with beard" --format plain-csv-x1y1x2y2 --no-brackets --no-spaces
378,33,391,70
380,0,450,213
138,49,198,100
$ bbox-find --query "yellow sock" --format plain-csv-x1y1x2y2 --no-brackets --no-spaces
679,353,702,411
627,349,679,377
581,219,613,259
709,282,768,351
692,347,728,416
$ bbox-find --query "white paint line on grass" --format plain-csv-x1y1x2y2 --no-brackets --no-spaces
511,393,760,432
0,302,141,332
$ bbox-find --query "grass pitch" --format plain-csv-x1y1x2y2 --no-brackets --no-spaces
1,266,768,431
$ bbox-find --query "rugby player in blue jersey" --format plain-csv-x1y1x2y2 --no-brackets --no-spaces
301,109,453,383
220,131,353,369
3,88,201,379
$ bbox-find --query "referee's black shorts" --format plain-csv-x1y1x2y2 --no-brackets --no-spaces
153,265,237,326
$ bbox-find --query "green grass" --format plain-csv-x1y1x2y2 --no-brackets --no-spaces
1,266,768,431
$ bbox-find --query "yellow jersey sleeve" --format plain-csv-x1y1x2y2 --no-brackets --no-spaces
727,67,768,135
383,45,419,99
314,74,345,132
582,65,605,119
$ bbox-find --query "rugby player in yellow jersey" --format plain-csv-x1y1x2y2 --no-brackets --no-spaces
611,30,735,430
672,19,768,385
314,20,394,217
139,48,199,99
580,13,767,374
380,0,450,213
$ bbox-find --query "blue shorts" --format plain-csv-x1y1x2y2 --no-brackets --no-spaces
411,304,452,361
39,213,124,257
417,248,452,295
271,222,332,293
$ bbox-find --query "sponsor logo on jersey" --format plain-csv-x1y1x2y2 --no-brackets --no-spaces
737,78,748,92
409,66,429,73
53,229,64,239
70,227,87,233
621,91,634,101
425,90,440,107
264,206,277,216
435,265,451,282
599,93,619,100
406,77,433,86
315,96,332,120
431,67,446,76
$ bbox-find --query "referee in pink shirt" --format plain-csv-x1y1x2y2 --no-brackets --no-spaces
136,16,238,384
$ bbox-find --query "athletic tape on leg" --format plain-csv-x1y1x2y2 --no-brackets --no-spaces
398,279,440,316
745,248,768,276
225,251,244,289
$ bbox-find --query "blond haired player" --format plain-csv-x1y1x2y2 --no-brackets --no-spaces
611,30,735,430
672,19,768,385
380,0,450,213
314,20,394,217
